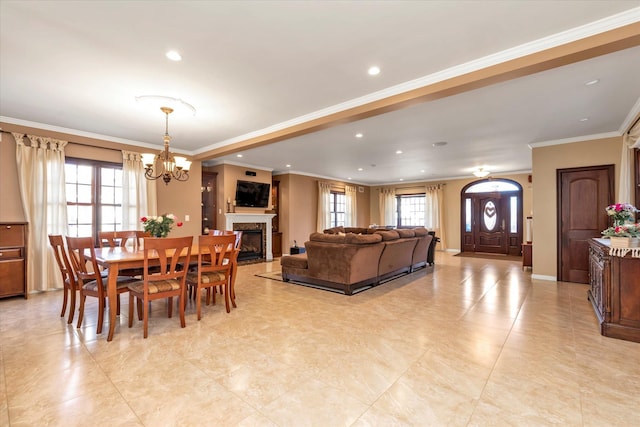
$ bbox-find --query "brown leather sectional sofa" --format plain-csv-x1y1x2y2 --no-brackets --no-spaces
280,227,434,295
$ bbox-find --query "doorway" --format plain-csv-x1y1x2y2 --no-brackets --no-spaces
557,165,613,283
461,179,522,255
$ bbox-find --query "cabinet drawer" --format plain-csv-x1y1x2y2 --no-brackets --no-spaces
0,248,22,259
0,224,26,247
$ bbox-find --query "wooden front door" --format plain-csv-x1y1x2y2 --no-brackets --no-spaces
558,165,613,283
475,195,508,254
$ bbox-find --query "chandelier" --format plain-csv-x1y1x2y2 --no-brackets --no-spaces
141,107,191,185
473,167,490,178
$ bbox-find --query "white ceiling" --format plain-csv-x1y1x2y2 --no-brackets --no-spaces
1,1,640,185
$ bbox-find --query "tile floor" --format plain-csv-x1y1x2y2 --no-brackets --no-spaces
1,251,639,426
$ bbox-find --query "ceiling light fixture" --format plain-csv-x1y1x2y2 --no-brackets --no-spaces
166,50,182,61
135,95,197,116
357,168,363,171
473,167,490,178
585,79,599,86
368,66,380,76
580,117,589,122
237,154,243,158
396,150,403,154
355,133,363,138
141,107,191,185
286,164,291,168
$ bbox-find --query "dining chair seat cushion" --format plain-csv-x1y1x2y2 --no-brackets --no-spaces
128,279,182,294
82,276,133,292
186,271,226,284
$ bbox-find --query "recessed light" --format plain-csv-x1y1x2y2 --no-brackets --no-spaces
585,79,599,86
285,164,291,168
357,168,363,171
432,141,447,147
399,178,404,181
368,66,380,76
355,133,363,138
166,50,182,61
396,150,403,154
580,117,589,122
420,169,425,173
236,154,243,158
348,177,352,180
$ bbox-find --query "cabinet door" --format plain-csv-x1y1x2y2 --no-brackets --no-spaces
0,259,25,297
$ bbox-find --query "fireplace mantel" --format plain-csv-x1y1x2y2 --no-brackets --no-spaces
225,213,277,261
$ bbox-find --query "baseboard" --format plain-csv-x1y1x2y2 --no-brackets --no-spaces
445,248,459,253
532,274,557,281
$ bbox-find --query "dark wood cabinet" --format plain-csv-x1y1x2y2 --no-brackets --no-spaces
522,243,532,270
201,171,217,234
588,238,640,342
272,232,282,258
0,222,28,299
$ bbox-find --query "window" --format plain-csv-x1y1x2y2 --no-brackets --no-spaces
397,194,425,227
65,159,123,240
329,191,346,227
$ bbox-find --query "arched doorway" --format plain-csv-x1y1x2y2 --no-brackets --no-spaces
460,179,523,255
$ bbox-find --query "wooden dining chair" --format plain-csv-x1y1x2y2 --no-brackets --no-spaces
66,236,135,334
127,236,193,338
186,234,237,319
49,235,78,324
206,229,241,306
98,230,150,278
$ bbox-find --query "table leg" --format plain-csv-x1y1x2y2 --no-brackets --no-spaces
107,265,119,341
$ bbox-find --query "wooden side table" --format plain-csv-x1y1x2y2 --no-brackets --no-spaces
522,243,532,270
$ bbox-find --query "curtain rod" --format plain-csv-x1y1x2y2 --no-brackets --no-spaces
629,115,640,134
1,129,125,153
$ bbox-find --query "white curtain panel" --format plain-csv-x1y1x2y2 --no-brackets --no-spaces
379,188,396,227
345,185,357,227
122,151,152,229
317,181,332,232
425,184,446,249
618,120,640,204
14,133,68,292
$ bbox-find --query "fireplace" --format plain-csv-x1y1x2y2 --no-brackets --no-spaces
225,213,276,261
237,229,264,262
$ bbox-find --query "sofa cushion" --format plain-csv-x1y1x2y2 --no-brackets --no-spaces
323,226,345,234
310,232,382,245
280,253,308,269
413,227,428,236
374,230,400,241
396,229,416,238
344,233,382,244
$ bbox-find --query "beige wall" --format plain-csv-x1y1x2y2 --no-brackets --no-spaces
0,132,26,222
531,136,622,278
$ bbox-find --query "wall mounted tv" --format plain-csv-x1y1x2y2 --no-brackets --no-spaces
235,180,271,208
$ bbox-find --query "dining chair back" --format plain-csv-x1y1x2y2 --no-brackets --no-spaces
127,236,193,338
98,230,150,277
98,230,146,249
186,234,237,319
66,236,134,334
49,235,78,324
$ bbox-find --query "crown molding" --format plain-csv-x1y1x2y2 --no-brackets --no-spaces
205,159,274,172
0,116,194,155
528,132,621,149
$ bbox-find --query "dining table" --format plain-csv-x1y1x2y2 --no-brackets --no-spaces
91,242,237,341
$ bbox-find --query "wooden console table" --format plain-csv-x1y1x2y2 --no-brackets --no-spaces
588,238,640,343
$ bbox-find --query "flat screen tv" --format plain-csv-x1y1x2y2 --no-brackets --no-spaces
235,180,271,208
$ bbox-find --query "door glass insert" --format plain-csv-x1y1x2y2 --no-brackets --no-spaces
465,198,471,232
510,196,518,233
483,201,497,230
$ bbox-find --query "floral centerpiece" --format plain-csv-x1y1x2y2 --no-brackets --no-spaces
601,223,640,238
605,203,637,226
140,214,183,238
